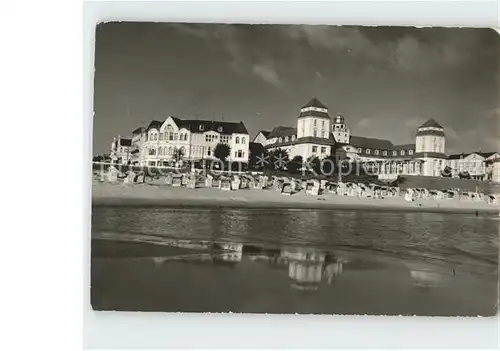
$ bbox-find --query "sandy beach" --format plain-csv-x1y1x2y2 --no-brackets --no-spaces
92,181,499,214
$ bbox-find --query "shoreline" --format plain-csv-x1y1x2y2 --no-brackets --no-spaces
92,182,500,214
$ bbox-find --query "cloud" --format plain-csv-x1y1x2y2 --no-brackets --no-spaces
285,26,482,74
355,117,373,129
252,62,281,86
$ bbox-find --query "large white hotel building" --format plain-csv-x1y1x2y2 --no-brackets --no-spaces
253,97,500,181
111,116,250,166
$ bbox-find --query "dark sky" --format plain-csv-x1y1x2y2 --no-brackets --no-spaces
93,23,499,154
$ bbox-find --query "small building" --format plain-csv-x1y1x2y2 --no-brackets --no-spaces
110,135,133,164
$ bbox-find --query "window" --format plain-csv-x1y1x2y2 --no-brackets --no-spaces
374,150,379,155
322,120,325,127
207,147,212,156
400,150,405,156
236,136,240,144
159,133,164,141
392,151,397,156
383,150,388,156
285,136,289,142
174,133,178,141
158,147,163,156
321,147,326,153
313,130,317,137
314,119,317,126
409,150,413,155
149,161,156,166
149,148,156,156
292,135,296,141
366,149,371,154
357,148,362,153
199,125,204,131
145,134,148,142
221,135,230,144
237,150,244,158
217,126,223,133
242,137,246,144
278,137,282,143
153,133,157,141
169,132,173,141
312,146,318,153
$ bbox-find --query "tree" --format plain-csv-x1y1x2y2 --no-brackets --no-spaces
173,147,184,164
268,148,289,171
441,166,452,177
214,143,231,162
459,171,471,179
320,155,337,175
249,142,268,170
306,156,321,174
287,155,303,173
92,155,104,162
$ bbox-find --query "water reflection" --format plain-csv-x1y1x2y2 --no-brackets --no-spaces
91,207,499,315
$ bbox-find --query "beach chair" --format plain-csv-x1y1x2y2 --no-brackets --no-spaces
164,173,173,186
205,174,213,188
172,174,183,187
281,182,293,195
181,174,188,186
134,172,145,183
104,166,119,183
220,177,232,191
123,171,137,184
186,175,196,189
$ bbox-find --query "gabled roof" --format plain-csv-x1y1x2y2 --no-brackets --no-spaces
146,120,163,131
119,138,132,146
392,143,416,151
301,97,327,109
173,118,248,135
268,126,297,138
419,118,443,129
448,153,470,160
479,152,499,158
349,135,394,150
132,127,145,134
257,130,271,138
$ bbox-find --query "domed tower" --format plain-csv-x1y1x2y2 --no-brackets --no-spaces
331,114,350,144
297,97,331,139
415,119,447,176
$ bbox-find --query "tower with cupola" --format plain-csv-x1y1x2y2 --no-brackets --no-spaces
297,97,331,139
414,118,447,176
331,114,350,144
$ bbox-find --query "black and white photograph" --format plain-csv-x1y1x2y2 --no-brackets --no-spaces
91,22,499,316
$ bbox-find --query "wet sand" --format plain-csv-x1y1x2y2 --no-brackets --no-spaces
92,181,499,214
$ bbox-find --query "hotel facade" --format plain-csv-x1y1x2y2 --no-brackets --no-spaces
254,97,499,181
112,116,250,166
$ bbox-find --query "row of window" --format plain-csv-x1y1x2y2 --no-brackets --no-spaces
146,132,189,142
278,135,296,143
313,120,326,127
356,148,414,156
149,146,186,156
204,135,246,144
312,146,327,154
147,146,245,159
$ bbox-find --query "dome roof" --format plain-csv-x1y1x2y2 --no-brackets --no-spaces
301,97,327,109
418,118,443,129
